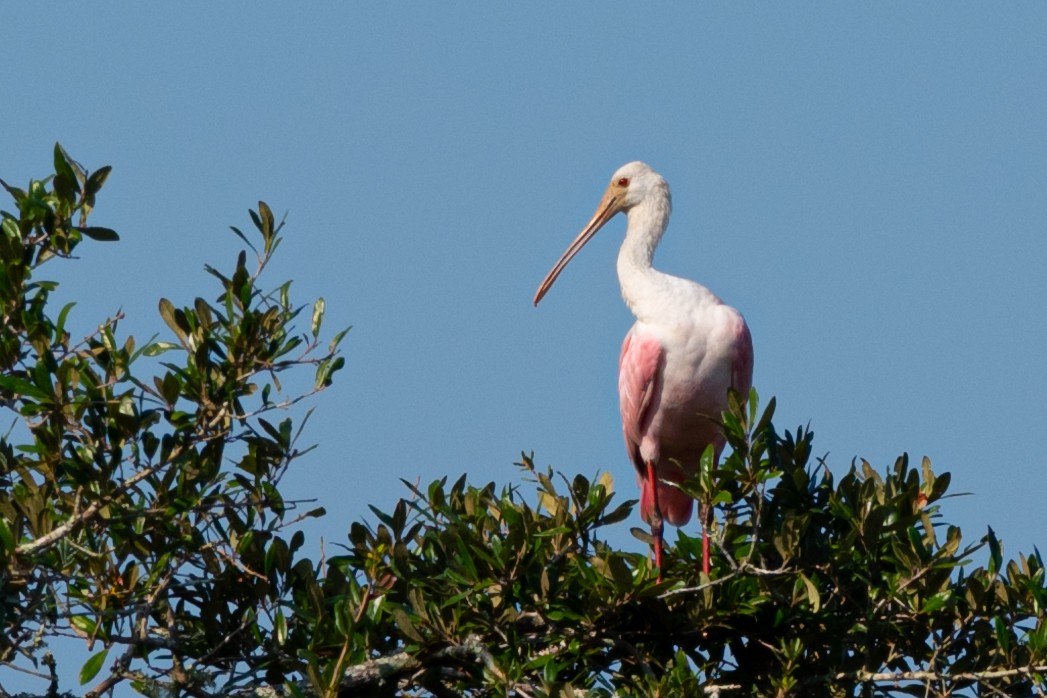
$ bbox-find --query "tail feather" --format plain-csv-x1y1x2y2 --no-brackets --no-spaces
639,468,694,527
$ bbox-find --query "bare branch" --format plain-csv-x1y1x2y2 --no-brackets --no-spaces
338,635,500,694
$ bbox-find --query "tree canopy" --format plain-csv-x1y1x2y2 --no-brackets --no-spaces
2,147,1046,698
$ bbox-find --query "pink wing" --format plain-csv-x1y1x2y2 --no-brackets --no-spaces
619,332,693,525
618,330,662,479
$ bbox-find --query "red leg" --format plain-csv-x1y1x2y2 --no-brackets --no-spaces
646,460,664,581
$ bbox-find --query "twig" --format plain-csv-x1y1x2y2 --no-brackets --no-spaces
658,562,792,599
15,453,179,557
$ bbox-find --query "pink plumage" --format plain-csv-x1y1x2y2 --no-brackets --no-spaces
618,332,695,527
621,315,752,528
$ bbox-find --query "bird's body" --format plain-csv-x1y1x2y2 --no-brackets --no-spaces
535,161,753,575
620,295,752,528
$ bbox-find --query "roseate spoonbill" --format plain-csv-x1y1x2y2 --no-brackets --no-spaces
533,161,753,576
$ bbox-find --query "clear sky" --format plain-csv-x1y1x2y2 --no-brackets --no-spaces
3,4,1047,693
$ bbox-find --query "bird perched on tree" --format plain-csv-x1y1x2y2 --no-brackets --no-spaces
534,161,753,576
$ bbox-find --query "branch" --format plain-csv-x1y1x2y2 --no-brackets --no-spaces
14,454,177,557
659,562,792,599
840,664,1047,685
338,635,504,693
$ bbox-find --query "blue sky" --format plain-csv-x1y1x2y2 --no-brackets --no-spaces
3,4,1047,692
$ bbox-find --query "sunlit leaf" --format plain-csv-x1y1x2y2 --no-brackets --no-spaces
311,297,324,338
158,297,187,344
142,341,180,357
274,609,287,646
79,648,109,685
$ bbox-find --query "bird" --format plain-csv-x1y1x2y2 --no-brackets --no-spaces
533,161,753,577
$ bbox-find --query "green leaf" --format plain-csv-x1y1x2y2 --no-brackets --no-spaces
800,574,821,612
987,526,1002,576
329,325,352,352
274,608,287,646
228,225,258,253
921,455,934,484
158,298,189,344
194,297,214,328
258,418,282,443
85,166,112,197
755,394,776,435
2,215,20,240
54,301,76,340
79,648,109,685
142,341,180,357
76,226,120,242
597,501,633,527
0,374,50,400
70,615,97,637
994,616,1012,652
0,517,14,554
393,606,425,643
314,356,345,388
922,590,952,614
311,297,325,338
159,372,181,405
929,471,952,503
607,554,634,592
54,173,78,204
711,489,733,506
258,201,275,251
54,143,83,193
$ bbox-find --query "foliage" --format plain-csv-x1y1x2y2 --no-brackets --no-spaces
2,148,1047,698
0,146,347,696
323,403,1047,697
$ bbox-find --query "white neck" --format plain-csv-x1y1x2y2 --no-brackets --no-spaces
616,194,716,323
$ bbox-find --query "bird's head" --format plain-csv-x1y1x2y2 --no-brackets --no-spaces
605,161,670,212
533,161,671,306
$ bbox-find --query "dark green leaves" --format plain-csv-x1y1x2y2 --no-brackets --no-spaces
53,142,84,202
85,165,111,199
76,226,120,241
0,517,14,554
158,297,190,346
0,149,348,697
248,200,281,256
325,393,1047,696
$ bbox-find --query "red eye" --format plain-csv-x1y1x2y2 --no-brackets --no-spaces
617,177,629,187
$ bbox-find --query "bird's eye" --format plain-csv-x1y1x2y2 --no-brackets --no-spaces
617,177,629,187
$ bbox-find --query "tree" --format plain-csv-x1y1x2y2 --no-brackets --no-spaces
0,145,346,697
2,147,1046,698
